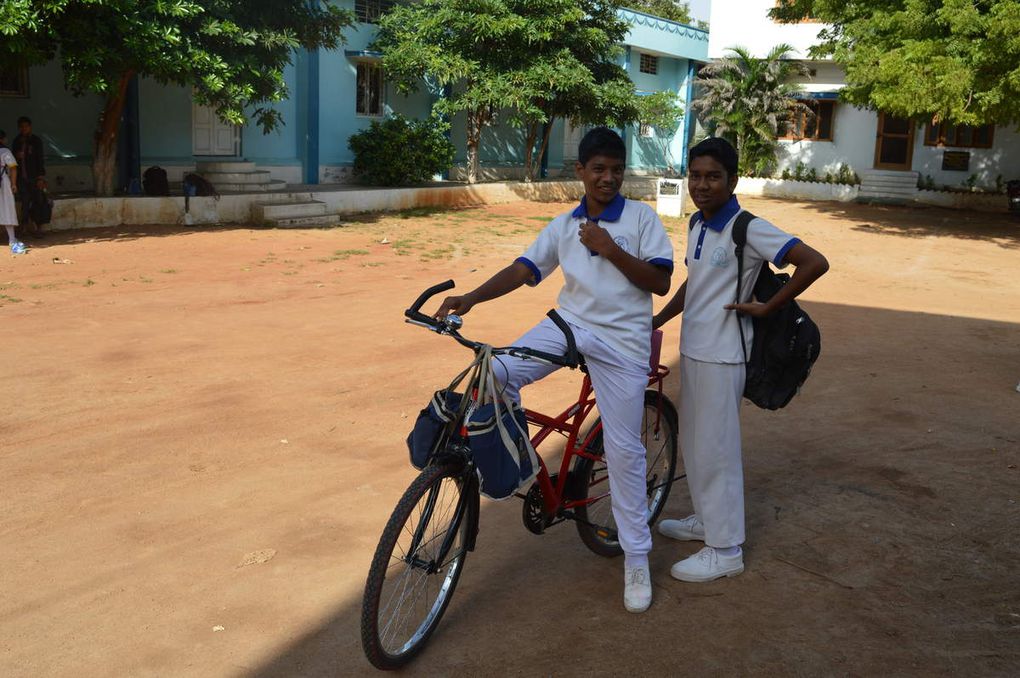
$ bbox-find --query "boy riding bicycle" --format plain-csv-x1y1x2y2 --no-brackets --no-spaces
434,127,673,613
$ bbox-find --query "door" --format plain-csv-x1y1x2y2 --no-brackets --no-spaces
192,102,240,156
874,113,915,170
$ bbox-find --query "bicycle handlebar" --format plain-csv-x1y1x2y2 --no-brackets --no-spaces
404,281,580,369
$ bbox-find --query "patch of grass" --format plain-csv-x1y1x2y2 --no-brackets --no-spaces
420,244,456,261
397,206,449,219
160,269,177,274
139,276,153,284
320,249,370,262
0,294,22,303
527,216,555,223
84,278,96,287
361,262,385,268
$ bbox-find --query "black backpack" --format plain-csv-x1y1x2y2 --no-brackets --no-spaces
688,210,821,409
143,166,169,196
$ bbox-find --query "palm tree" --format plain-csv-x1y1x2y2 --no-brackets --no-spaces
692,44,809,176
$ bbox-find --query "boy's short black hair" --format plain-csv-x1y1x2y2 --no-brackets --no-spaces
578,126,626,165
688,136,739,178
17,116,31,126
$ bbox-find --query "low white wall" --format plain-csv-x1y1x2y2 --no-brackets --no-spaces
915,189,1005,212
49,180,591,230
737,177,860,202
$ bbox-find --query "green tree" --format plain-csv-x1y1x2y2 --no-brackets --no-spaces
692,44,809,176
0,1,352,196
770,0,1020,126
624,0,693,24
634,90,684,175
515,0,640,181
375,0,637,184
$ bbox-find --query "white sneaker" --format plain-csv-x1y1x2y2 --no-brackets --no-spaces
657,514,705,541
623,565,653,613
670,546,744,583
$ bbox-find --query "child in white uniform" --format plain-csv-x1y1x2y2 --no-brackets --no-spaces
654,137,829,582
434,127,674,613
0,130,25,255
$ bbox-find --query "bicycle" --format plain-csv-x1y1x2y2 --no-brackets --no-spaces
360,280,683,670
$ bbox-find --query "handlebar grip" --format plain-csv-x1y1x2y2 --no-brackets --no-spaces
405,279,455,325
545,310,579,367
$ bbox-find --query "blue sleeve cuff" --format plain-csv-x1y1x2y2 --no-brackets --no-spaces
515,256,542,285
647,257,674,273
773,238,801,266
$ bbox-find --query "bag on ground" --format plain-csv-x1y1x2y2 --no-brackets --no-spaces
142,166,169,196
183,173,219,198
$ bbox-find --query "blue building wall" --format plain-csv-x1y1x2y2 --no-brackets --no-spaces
0,4,707,188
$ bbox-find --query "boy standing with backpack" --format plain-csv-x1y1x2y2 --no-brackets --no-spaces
653,137,829,582
434,127,674,613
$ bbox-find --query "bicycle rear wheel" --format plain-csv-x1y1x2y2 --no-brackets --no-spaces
573,390,680,557
361,462,474,670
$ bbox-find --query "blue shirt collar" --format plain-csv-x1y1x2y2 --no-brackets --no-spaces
572,193,626,222
695,195,741,232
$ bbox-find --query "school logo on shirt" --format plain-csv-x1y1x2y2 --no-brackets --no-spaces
710,247,730,268
614,236,631,254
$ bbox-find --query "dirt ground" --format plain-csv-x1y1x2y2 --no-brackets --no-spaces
2,195,1018,677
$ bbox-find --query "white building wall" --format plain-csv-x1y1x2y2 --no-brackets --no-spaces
912,127,1020,191
708,0,824,59
775,103,876,177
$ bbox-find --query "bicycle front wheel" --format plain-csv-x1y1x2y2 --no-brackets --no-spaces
361,462,474,670
573,390,680,557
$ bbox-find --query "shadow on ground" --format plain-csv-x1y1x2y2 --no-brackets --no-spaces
749,197,1020,249
246,301,1020,677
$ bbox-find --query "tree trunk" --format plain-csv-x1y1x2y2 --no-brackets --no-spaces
523,122,538,183
535,117,556,180
92,71,134,197
466,110,481,184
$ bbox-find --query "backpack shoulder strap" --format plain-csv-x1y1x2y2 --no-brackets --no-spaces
731,210,756,365
688,212,699,231
731,210,754,250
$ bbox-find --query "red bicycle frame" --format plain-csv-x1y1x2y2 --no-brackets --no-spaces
522,363,671,518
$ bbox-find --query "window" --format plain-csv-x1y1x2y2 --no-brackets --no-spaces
639,123,653,138
924,122,994,149
0,67,29,98
355,0,394,23
779,100,835,141
356,63,384,117
639,54,658,75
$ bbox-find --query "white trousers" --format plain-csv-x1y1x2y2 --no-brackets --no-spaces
494,318,653,557
679,355,746,548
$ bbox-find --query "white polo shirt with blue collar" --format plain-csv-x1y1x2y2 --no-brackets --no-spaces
681,196,800,364
516,193,674,363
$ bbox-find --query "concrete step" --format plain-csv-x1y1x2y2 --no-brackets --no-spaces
214,181,288,193
860,182,918,192
267,214,343,229
196,161,256,173
858,190,916,201
253,200,328,221
861,170,920,180
200,171,273,184
861,180,919,191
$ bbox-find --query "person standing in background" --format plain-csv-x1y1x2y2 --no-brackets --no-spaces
12,116,46,239
1,130,26,254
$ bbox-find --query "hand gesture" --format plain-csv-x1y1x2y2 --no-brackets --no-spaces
434,293,476,319
724,301,771,318
578,220,615,256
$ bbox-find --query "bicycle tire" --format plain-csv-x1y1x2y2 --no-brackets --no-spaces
361,462,473,670
573,390,680,557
